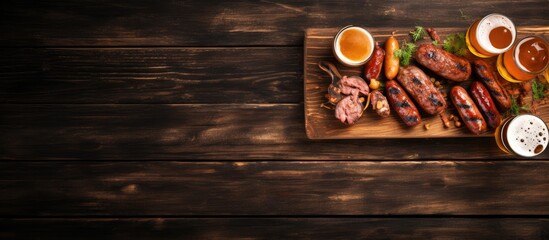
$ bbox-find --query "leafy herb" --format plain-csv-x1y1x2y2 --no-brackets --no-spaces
432,40,438,46
410,26,427,42
509,96,531,116
394,42,417,66
443,33,468,56
532,80,547,100
509,96,521,116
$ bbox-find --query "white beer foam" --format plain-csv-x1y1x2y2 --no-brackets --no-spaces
476,13,516,54
506,114,548,157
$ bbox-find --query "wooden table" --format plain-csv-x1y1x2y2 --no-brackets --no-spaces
1,1,548,239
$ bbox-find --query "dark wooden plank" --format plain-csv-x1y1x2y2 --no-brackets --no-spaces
1,218,547,239
2,161,549,215
0,47,301,104
2,104,545,160
1,0,547,46
304,27,549,139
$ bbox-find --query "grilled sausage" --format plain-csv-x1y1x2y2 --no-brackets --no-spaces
396,65,447,115
385,33,400,80
386,80,421,127
364,42,385,81
414,44,471,82
472,59,511,110
450,86,487,134
371,90,390,117
470,81,502,129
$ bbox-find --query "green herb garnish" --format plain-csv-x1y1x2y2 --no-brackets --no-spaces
532,80,547,100
394,42,417,66
410,26,427,42
443,32,467,56
509,96,521,116
509,96,531,116
432,40,438,46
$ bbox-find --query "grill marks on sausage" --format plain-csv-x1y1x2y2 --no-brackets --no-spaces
428,94,444,107
388,87,400,95
464,117,484,124
386,80,422,127
450,86,488,134
456,63,469,73
457,103,472,109
396,66,447,115
414,44,471,82
393,99,411,108
473,59,511,110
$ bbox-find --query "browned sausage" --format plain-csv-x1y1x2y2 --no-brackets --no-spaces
472,59,511,110
450,86,487,134
386,80,421,127
470,81,502,129
364,42,385,81
396,65,447,115
414,44,471,82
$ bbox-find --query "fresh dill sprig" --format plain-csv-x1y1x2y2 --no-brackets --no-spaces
394,42,417,66
443,32,468,56
532,80,547,100
410,26,427,42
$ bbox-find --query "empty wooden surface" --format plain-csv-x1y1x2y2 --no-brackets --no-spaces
1,0,549,239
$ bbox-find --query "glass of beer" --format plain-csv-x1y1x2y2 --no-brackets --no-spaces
333,25,374,67
466,13,517,58
497,36,549,82
495,114,549,157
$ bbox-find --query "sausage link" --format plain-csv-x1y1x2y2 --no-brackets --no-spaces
386,80,421,127
364,42,385,81
450,86,487,134
470,81,502,129
384,33,400,80
396,65,447,115
472,59,511,110
414,44,471,82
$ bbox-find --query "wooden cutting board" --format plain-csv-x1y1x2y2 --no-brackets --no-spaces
304,27,549,139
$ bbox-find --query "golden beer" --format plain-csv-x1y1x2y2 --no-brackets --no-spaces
333,25,374,67
497,36,549,82
466,13,516,58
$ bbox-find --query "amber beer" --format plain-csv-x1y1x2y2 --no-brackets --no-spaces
497,36,549,82
466,13,516,58
495,114,549,157
333,25,374,67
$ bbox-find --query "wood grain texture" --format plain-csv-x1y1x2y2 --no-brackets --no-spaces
1,1,548,46
1,218,547,240
3,104,546,160
0,47,301,104
2,161,549,216
304,27,549,139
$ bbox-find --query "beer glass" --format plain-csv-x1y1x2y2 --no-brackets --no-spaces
466,13,516,58
497,36,549,82
333,25,374,67
495,114,548,157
